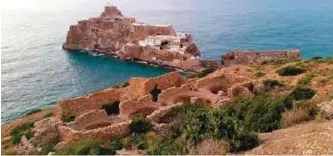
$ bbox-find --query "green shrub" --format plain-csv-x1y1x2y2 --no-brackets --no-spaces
146,137,188,155
44,112,54,118
40,136,59,155
108,140,123,151
150,85,161,102
158,104,259,152
276,66,305,76
228,95,286,132
288,87,316,101
62,114,75,122
263,79,283,90
184,73,197,78
129,115,151,133
254,72,265,78
26,109,42,116
11,122,34,144
113,81,129,88
55,139,113,155
297,73,315,86
198,68,216,78
102,101,120,115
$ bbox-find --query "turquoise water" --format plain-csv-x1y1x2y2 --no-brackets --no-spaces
1,0,333,123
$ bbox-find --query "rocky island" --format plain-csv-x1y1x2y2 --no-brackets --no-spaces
63,5,218,72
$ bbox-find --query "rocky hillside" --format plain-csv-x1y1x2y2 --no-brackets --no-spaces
1,56,333,155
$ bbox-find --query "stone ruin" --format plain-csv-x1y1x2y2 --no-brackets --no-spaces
50,70,261,143
221,49,301,66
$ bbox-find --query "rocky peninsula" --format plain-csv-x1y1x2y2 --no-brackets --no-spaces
63,5,219,72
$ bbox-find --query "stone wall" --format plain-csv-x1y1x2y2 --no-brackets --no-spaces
221,49,301,66
119,94,157,119
196,73,250,92
56,87,126,117
131,24,177,40
124,72,186,101
57,121,130,142
72,110,111,130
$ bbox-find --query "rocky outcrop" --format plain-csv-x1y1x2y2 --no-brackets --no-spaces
63,5,215,72
221,49,301,66
246,121,333,155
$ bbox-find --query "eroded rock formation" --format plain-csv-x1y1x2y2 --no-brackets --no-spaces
63,5,215,72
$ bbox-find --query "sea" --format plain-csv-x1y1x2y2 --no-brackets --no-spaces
1,0,333,123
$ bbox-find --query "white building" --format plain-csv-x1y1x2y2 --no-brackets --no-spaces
139,38,162,47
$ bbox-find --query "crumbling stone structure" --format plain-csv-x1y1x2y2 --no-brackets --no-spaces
221,49,301,66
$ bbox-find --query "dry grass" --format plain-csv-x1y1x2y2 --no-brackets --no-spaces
191,139,230,155
280,108,310,128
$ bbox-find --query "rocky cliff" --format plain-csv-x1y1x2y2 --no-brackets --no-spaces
63,5,212,72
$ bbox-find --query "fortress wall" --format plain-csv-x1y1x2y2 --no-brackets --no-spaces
57,121,130,142
56,87,126,118
222,50,301,66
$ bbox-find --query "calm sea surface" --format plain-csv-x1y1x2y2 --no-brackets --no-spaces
1,0,333,123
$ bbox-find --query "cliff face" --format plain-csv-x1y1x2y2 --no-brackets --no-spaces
63,5,207,72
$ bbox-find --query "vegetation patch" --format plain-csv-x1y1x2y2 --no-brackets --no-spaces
198,67,216,78
26,108,42,116
11,122,34,144
297,72,316,86
150,85,161,102
61,114,75,122
55,139,113,155
254,71,265,78
276,66,305,76
129,115,151,134
40,135,59,155
184,72,197,78
43,112,54,118
263,79,283,90
288,87,316,101
102,101,120,115
113,81,129,88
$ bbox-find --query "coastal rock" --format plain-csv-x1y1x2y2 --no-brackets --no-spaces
63,5,209,72
221,49,300,66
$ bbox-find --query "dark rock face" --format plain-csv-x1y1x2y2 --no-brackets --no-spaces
221,50,301,66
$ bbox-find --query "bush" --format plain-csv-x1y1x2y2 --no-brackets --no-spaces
184,73,197,78
108,140,123,151
61,114,75,122
11,122,34,144
311,56,323,60
158,103,259,152
263,79,283,90
40,136,59,155
254,72,265,78
228,95,286,132
276,66,305,76
288,87,316,101
150,85,161,102
297,73,315,86
146,137,188,155
2,147,17,155
280,108,310,128
129,115,151,133
198,68,216,78
192,139,230,155
26,109,42,116
55,139,113,155
102,101,120,115
113,81,129,88
44,112,54,118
